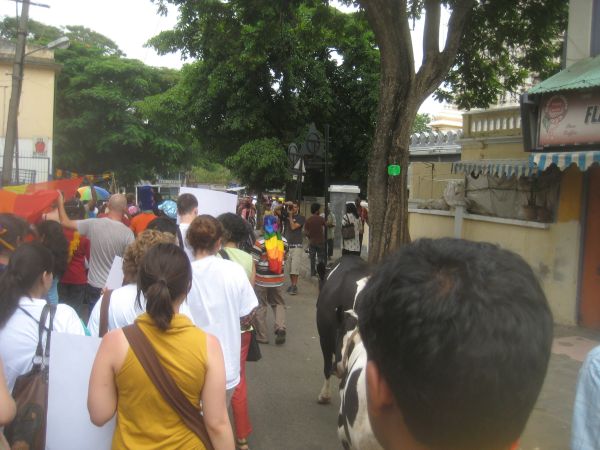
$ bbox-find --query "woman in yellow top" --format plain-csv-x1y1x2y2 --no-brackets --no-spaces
88,243,234,449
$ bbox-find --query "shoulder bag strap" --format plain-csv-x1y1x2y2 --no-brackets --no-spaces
99,290,113,337
34,304,51,364
44,304,57,361
122,324,214,450
218,249,230,260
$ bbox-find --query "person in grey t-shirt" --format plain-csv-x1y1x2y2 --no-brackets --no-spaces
58,193,134,315
282,201,305,294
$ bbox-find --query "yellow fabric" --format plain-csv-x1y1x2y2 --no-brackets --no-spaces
112,313,208,450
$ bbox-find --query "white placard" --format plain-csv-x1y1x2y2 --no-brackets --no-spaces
47,333,115,450
179,187,237,218
104,256,124,290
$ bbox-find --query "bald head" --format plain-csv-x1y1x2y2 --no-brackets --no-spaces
108,194,127,214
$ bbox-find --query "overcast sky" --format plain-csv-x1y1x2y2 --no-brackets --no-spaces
0,0,447,113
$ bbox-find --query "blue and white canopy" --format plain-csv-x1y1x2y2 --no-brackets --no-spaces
451,159,535,177
530,151,600,172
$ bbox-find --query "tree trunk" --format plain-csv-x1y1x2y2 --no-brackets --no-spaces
362,0,475,263
367,78,419,263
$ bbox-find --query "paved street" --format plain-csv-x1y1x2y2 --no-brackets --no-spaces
245,276,341,450
243,266,600,450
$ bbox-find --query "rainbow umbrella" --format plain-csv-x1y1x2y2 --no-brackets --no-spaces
77,186,110,201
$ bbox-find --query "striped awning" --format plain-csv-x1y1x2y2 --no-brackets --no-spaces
451,159,535,177
530,151,600,171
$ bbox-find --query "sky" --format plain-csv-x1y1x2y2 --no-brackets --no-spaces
0,0,448,113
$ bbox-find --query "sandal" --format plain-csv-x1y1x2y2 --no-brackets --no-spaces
236,438,250,450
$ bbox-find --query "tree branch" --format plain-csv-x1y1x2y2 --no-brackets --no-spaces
360,0,415,82
415,0,475,99
422,0,441,64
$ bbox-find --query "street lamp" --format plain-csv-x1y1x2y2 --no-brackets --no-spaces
1,9,70,186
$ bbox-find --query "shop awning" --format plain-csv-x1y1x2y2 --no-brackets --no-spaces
528,55,600,94
451,159,535,177
530,151,600,171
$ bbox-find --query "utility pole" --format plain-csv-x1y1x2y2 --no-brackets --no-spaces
2,0,30,186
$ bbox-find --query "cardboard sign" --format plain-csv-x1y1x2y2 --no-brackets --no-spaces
47,333,115,450
104,256,124,290
179,187,238,218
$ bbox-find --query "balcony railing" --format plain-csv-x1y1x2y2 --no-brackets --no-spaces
462,106,522,139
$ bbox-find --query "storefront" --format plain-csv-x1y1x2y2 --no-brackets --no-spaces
521,54,600,328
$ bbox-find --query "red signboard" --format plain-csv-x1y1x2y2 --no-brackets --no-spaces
539,90,600,147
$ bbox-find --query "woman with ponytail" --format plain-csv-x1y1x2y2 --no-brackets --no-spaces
88,243,234,449
0,243,85,392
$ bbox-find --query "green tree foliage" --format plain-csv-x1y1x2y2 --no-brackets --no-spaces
0,19,195,185
412,113,431,133
225,138,289,193
149,0,379,191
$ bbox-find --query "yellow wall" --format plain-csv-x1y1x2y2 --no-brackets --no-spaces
0,62,57,139
461,142,526,161
409,210,581,325
410,162,462,199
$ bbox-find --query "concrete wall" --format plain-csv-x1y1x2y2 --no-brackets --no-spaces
408,167,585,325
566,0,594,67
0,44,59,182
409,162,461,200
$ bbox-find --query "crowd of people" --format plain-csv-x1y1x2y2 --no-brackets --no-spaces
1,186,597,450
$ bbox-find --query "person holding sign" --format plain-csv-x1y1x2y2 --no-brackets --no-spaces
88,243,234,449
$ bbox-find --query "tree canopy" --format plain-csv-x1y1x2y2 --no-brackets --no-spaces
149,0,379,192
0,19,197,185
225,138,289,193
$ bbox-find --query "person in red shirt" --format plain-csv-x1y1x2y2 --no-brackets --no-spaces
58,199,91,317
304,203,326,277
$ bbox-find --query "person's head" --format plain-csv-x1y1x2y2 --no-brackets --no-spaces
146,216,183,247
291,200,299,214
187,215,223,256
273,205,283,218
126,193,136,206
0,214,29,260
37,220,68,279
311,202,321,215
107,194,127,215
64,199,85,220
217,213,249,245
346,202,359,218
123,229,176,284
358,238,553,450
177,193,198,217
136,243,191,331
0,242,54,328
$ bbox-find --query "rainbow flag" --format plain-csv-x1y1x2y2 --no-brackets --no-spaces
0,177,83,223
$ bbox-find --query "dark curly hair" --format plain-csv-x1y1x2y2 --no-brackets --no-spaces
37,220,68,278
217,213,249,245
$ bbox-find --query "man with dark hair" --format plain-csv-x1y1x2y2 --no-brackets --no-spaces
177,193,199,261
358,238,553,450
304,202,326,277
283,200,305,295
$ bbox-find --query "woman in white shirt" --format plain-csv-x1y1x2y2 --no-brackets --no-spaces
186,215,258,397
0,243,85,392
87,229,193,336
342,202,363,256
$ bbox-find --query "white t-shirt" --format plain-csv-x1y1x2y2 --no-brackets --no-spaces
0,297,85,392
188,256,258,390
87,284,196,337
179,222,194,262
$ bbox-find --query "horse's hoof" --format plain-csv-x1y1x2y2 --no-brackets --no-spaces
317,396,331,405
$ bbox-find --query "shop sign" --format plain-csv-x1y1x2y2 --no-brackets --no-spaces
539,91,600,147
